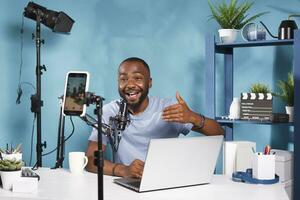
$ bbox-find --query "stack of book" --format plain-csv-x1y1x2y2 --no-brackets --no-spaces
240,93,272,121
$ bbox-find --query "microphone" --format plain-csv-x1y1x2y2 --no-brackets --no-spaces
116,99,129,131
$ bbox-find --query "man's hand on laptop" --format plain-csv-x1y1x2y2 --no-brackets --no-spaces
118,159,144,178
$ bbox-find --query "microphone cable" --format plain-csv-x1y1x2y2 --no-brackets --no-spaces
31,116,76,169
42,116,75,157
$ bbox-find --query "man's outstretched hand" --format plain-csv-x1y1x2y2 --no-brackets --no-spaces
162,91,194,124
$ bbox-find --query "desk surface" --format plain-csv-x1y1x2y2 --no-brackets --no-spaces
0,168,289,200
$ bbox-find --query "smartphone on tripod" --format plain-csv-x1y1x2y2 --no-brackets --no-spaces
62,71,89,116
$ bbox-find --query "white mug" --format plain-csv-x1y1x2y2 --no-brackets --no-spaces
69,152,88,174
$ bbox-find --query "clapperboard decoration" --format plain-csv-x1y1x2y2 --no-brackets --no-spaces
240,93,273,121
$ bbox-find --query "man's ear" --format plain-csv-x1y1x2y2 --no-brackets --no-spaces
149,77,152,88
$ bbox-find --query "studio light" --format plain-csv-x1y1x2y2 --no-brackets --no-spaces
24,1,75,33
23,1,75,168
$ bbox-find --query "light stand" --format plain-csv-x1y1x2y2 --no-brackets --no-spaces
24,2,74,167
30,11,46,167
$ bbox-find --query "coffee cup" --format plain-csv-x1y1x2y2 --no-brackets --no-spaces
69,152,88,174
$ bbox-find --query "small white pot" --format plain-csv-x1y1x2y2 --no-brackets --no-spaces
285,106,294,122
218,29,239,44
0,170,21,190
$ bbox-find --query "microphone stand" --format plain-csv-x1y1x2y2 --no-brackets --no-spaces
85,93,105,200
53,96,65,169
95,96,104,200
78,96,127,200
81,114,117,162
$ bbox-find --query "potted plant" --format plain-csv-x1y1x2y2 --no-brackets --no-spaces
240,83,272,121
0,159,24,190
250,83,271,94
274,72,294,122
208,0,268,43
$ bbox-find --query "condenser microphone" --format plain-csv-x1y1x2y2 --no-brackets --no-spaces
116,99,129,131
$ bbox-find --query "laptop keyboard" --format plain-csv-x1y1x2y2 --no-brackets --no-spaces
114,178,142,191
128,181,141,188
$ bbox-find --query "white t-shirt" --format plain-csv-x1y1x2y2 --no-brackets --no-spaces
88,96,193,165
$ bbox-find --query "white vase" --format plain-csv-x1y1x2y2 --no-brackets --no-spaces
218,29,238,44
229,97,240,120
285,106,294,122
0,170,21,190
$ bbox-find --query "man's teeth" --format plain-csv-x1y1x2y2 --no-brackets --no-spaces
128,92,138,96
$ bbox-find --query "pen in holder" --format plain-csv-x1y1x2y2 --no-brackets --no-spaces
252,153,275,180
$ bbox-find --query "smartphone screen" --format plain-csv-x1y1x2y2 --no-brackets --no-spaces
62,71,89,116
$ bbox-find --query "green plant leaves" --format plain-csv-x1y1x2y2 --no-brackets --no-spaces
0,159,23,171
274,72,294,106
250,83,271,93
208,0,268,29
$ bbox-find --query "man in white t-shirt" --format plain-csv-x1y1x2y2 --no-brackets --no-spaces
86,57,224,178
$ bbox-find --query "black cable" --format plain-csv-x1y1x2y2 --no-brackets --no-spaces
29,114,37,166
64,116,75,141
16,14,36,104
42,116,75,157
16,14,25,105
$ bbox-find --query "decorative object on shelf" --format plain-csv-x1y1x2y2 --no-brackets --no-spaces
270,113,289,123
0,159,24,190
285,106,294,122
208,0,268,43
240,93,273,121
260,14,300,40
273,72,294,122
229,97,241,120
241,23,266,42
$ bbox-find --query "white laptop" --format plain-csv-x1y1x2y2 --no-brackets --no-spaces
113,135,223,192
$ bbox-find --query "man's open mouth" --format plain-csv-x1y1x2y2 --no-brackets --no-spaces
125,91,140,101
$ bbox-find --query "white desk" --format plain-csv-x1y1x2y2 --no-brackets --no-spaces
0,168,289,200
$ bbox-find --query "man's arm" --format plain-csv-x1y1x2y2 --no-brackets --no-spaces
162,92,224,136
188,112,224,136
86,141,144,178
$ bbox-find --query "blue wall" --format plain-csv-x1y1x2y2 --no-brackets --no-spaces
0,0,298,169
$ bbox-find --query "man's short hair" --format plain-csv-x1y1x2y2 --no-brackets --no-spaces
120,57,150,75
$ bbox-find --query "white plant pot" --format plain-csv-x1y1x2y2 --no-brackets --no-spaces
0,170,21,190
285,106,294,122
218,29,238,44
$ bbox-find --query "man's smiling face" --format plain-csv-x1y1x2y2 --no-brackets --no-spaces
118,60,152,108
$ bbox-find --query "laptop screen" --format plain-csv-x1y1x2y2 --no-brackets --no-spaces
136,135,223,191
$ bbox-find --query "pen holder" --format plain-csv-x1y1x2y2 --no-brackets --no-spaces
252,153,275,180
